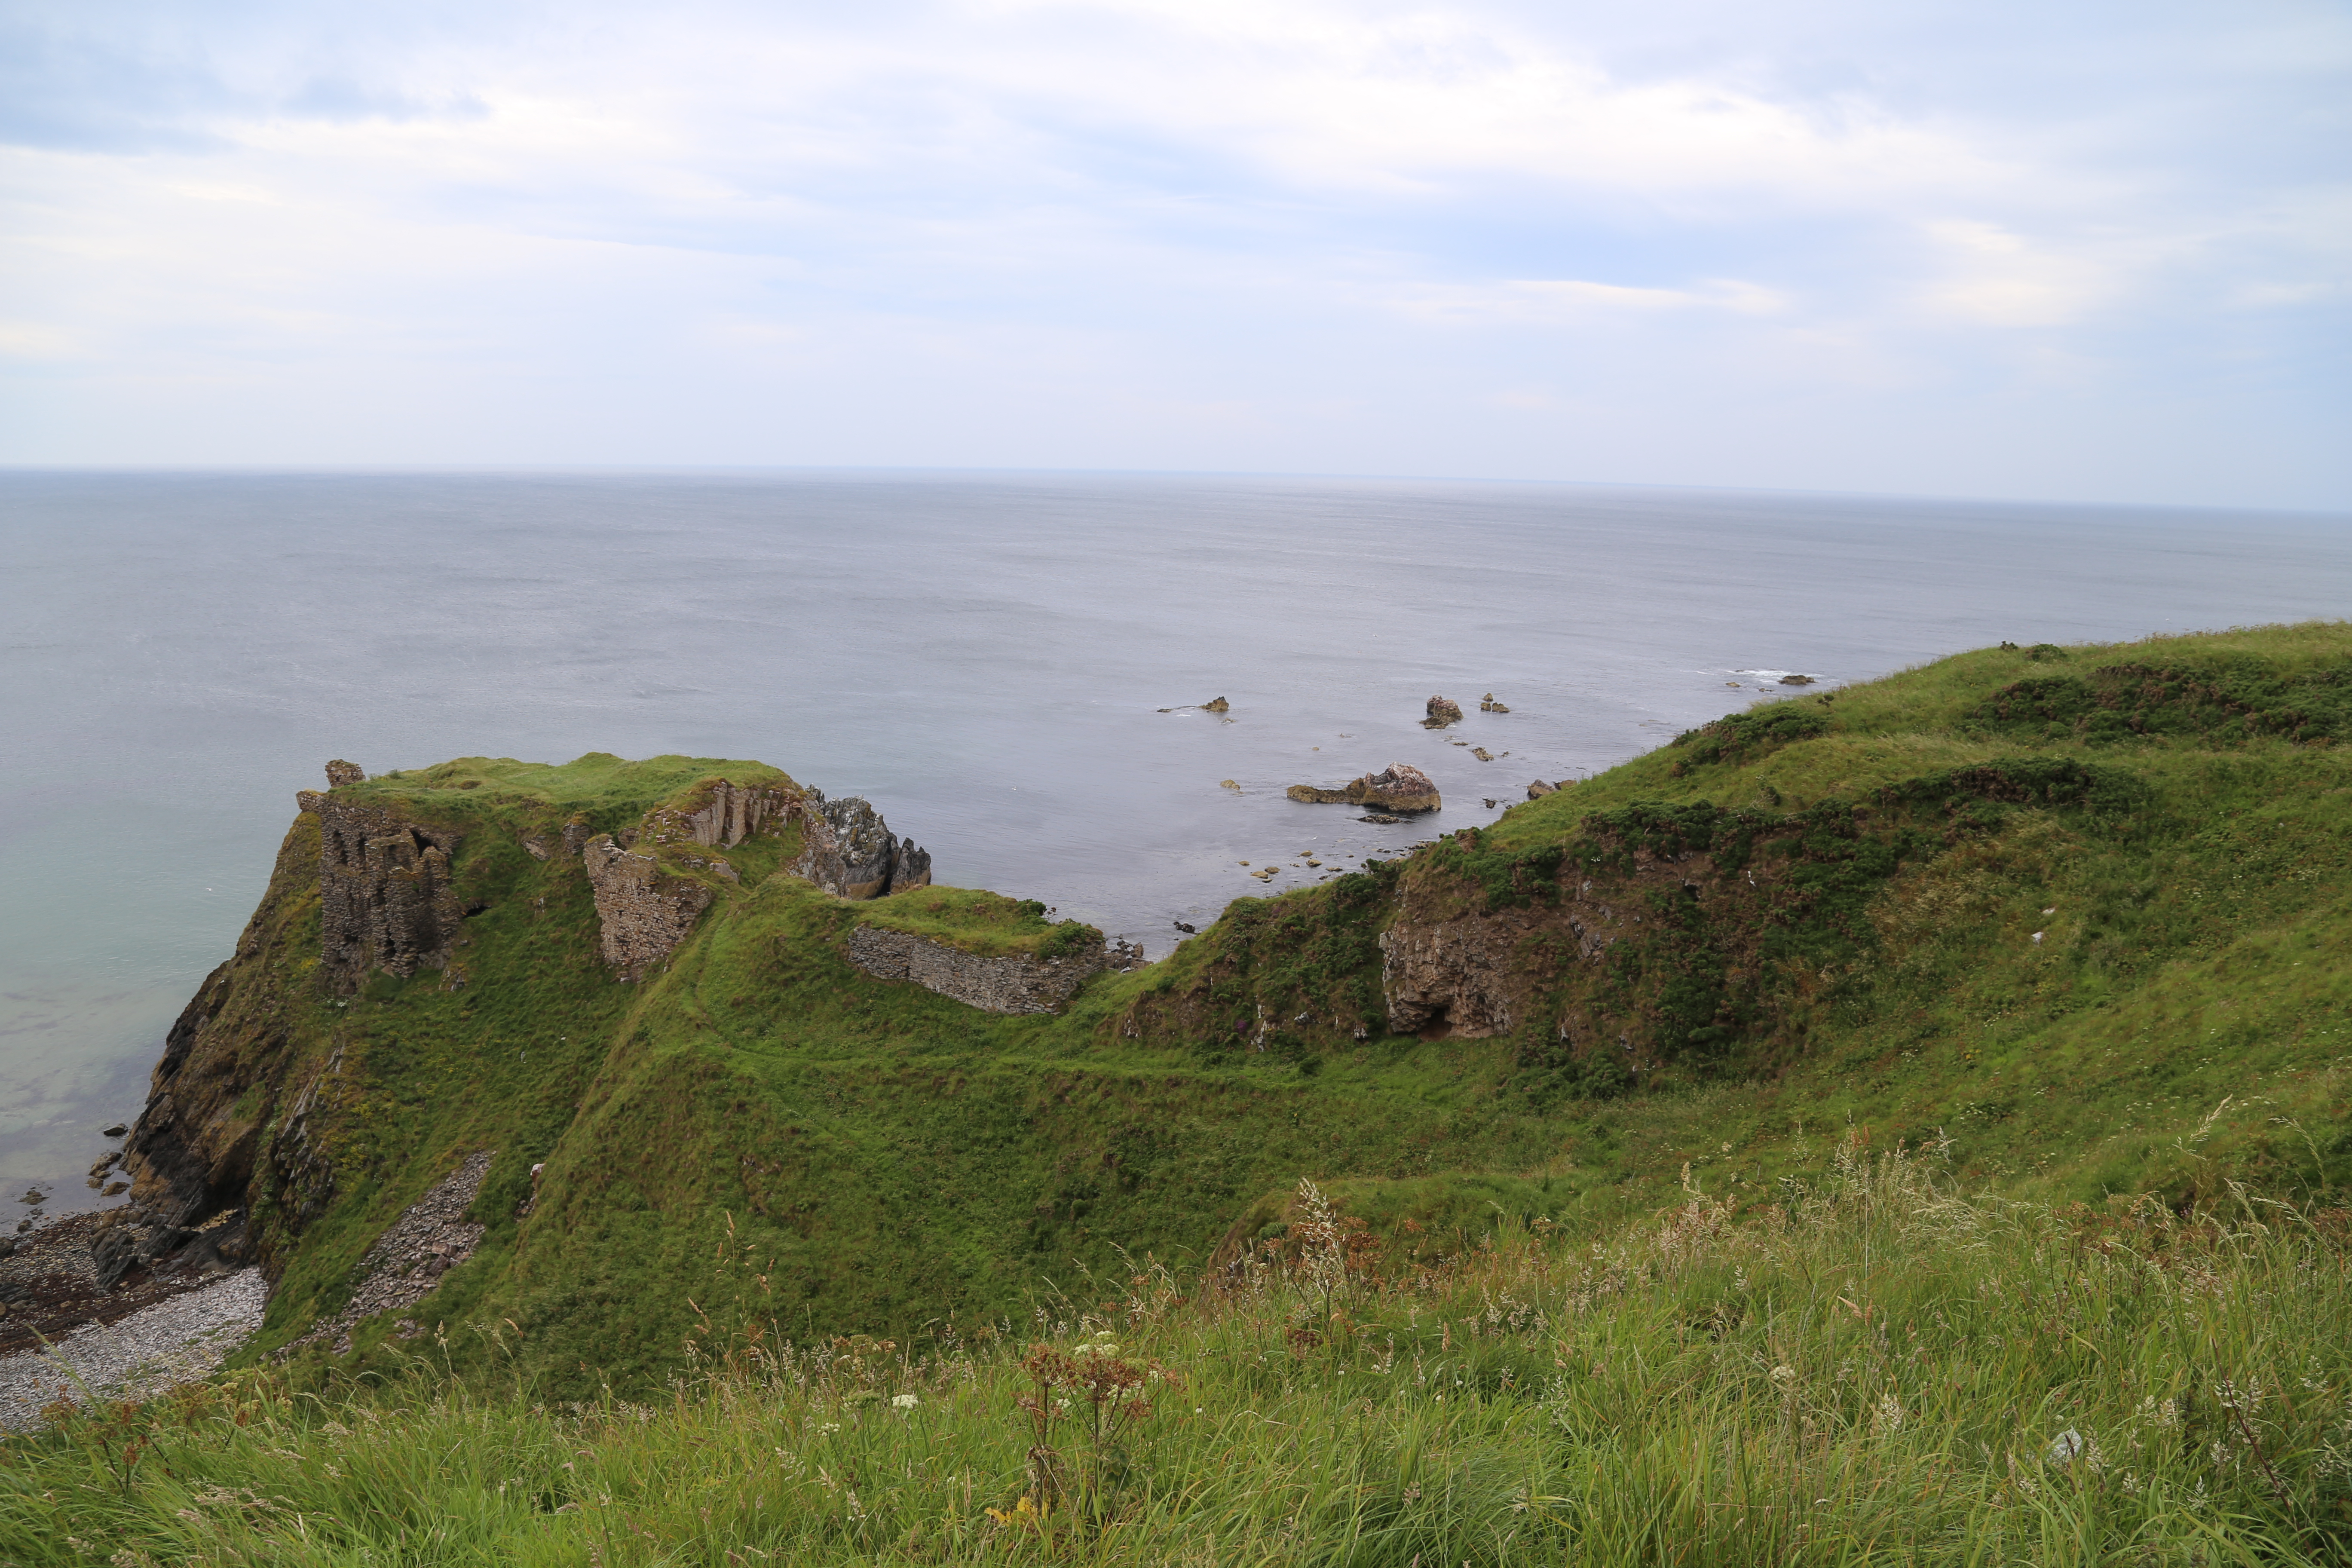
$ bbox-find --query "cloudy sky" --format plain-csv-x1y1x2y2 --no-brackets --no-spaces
3,0,2346,505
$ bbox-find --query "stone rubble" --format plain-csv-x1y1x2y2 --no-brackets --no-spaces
283,1151,494,1357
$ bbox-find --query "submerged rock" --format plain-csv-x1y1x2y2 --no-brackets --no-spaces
1779,674,1816,686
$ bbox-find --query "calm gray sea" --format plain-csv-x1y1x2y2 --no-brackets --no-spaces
5,470,2349,1218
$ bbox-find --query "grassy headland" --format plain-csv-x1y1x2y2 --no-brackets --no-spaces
4,624,2351,1563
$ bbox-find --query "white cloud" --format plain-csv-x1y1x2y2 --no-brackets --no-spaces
0,0,2343,504
1396,276,1788,322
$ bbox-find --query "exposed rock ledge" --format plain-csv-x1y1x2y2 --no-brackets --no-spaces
845,927,1144,1015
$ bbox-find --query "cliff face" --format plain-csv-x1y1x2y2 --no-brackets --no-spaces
97,759,963,1293
103,770,484,1285
98,815,330,1286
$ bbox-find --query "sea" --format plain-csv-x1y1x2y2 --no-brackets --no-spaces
5,469,2349,1222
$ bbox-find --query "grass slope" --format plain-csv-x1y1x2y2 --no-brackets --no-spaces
9,1155,2350,1564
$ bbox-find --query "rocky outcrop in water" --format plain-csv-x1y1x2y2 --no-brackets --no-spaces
792,793,929,899
845,927,1143,1014
1422,696,1464,729
1286,762,1441,814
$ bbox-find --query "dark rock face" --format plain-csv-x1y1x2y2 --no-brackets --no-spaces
297,793,466,984
97,945,287,1287
582,836,717,981
1422,695,1464,729
791,793,928,899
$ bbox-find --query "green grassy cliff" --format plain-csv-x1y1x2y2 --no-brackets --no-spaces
104,627,2352,1397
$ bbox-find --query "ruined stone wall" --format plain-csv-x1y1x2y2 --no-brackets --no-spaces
582,836,716,981
845,926,1142,1015
296,790,466,983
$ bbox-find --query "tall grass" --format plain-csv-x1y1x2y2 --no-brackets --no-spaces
9,1143,2349,1565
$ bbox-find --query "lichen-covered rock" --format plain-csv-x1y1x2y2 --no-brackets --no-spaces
1422,696,1464,728
583,836,716,980
297,793,466,982
791,793,927,899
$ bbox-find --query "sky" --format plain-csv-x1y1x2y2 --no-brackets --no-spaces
2,0,2347,507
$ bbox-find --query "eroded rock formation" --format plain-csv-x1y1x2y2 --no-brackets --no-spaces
1422,695,1464,728
792,793,929,899
845,927,1143,1014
